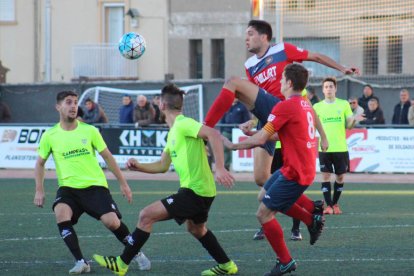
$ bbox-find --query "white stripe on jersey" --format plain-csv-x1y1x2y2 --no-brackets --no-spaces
244,43,285,69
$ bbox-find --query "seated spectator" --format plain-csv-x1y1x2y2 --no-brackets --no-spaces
82,98,108,124
119,94,134,124
358,84,376,110
220,99,251,170
0,98,11,123
151,95,166,124
306,86,320,105
360,98,384,125
408,98,414,126
134,95,155,127
392,89,411,125
349,96,364,115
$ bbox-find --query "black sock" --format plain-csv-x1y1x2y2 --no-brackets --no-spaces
112,222,130,246
120,228,150,265
198,230,230,264
321,182,332,206
57,221,84,262
291,218,301,231
332,182,344,205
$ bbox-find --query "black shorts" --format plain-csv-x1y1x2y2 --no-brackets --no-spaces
319,152,350,175
161,188,214,225
271,148,283,174
52,186,122,225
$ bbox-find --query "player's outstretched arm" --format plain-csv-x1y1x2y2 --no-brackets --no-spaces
223,128,270,151
126,152,171,174
198,125,235,188
307,52,360,75
100,148,132,203
34,156,47,208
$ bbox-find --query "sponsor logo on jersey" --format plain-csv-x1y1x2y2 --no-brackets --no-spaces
253,66,277,84
265,56,273,65
81,139,87,145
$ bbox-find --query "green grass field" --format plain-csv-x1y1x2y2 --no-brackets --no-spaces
0,178,413,275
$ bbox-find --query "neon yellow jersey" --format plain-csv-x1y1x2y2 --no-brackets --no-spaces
313,98,353,152
164,115,216,197
38,121,108,189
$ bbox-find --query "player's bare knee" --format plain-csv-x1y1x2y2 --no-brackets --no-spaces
101,213,121,230
186,224,206,238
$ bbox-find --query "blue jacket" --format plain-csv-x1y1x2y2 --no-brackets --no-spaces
220,101,251,133
119,102,134,123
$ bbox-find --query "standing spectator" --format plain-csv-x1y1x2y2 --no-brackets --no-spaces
0,98,11,123
119,94,134,124
349,96,364,120
358,84,376,110
151,95,165,124
220,99,251,170
306,86,320,105
392,89,411,125
134,95,155,127
408,98,414,126
360,98,385,125
82,98,109,124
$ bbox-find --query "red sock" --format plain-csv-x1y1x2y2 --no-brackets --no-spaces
295,194,314,213
284,203,313,226
204,88,235,127
262,219,291,263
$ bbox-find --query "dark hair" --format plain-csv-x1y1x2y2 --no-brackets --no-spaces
364,84,373,91
123,94,131,98
284,64,308,91
306,86,316,95
322,77,337,87
161,84,185,111
85,97,93,103
248,20,273,42
56,90,78,103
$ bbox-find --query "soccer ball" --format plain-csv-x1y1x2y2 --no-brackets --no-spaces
118,32,146,60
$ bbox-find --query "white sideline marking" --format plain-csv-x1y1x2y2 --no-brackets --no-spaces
1,224,413,242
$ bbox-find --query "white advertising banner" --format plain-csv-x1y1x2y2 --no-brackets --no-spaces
231,127,414,173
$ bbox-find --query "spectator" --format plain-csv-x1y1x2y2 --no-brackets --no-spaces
349,96,364,116
77,106,84,122
306,86,320,105
82,98,108,124
220,99,251,170
119,94,134,124
360,97,384,125
358,84,376,110
392,89,411,125
408,98,414,126
134,95,155,127
151,95,165,124
0,98,11,123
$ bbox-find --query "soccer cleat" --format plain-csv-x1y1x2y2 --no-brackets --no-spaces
132,251,151,271
323,205,334,215
253,227,265,240
308,214,325,245
69,259,91,274
290,229,303,241
333,204,342,215
93,255,128,276
201,260,238,276
264,259,297,276
313,200,325,215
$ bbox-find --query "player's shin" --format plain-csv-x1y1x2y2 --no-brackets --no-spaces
120,227,150,264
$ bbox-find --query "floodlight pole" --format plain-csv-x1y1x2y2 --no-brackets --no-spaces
274,0,283,43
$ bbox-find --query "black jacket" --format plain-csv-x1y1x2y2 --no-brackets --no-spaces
392,101,410,124
360,108,385,125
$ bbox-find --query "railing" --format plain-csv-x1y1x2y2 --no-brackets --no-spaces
72,44,138,80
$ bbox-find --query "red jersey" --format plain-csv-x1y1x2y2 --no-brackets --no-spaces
264,95,317,185
244,43,308,100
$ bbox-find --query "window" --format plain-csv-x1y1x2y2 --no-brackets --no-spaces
287,0,298,10
103,4,124,43
305,0,316,9
189,39,203,79
387,35,402,74
0,0,15,22
363,36,378,75
211,39,225,78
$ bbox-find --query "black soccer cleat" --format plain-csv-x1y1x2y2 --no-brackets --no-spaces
264,259,297,276
253,227,265,240
308,214,325,245
313,200,325,215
